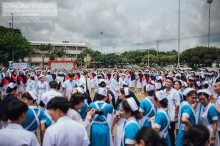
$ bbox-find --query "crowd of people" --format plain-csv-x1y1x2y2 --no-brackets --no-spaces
0,66,220,146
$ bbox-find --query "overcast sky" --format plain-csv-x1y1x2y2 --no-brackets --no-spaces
0,0,220,54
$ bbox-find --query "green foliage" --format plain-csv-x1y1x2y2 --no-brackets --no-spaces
0,26,32,66
181,46,220,67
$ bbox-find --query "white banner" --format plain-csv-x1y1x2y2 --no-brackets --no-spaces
13,62,28,69
51,62,73,70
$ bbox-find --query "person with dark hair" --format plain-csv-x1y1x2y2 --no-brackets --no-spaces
112,87,139,146
45,70,53,83
136,70,144,95
89,87,114,146
164,77,180,146
21,91,52,143
182,124,210,146
63,73,76,98
0,83,18,128
37,75,49,104
135,127,167,146
40,81,62,107
93,79,116,109
174,80,183,103
68,93,95,128
213,80,220,140
176,88,197,146
0,100,40,146
198,89,219,146
26,73,37,92
151,90,171,146
110,72,120,103
0,72,11,97
139,84,156,127
43,97,90,146
120,97,140,146
79,70,91,95
17,70,25,99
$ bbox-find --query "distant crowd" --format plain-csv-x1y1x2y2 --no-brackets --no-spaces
0,66,220,146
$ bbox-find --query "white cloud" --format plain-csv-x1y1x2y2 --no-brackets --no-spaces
0,0,219,54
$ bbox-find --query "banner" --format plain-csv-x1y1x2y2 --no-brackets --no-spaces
13,62,28,70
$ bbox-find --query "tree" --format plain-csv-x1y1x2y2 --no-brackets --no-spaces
0,26,33,66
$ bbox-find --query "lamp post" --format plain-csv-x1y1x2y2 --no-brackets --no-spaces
11,13,14,62
100,32,103,53
177,0,180,68
207,0,213,47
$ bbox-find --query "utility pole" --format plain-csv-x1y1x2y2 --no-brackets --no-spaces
100,32,103,53
11,13,14,62
155,40,161,59
138,19,139,49
178,0,181,68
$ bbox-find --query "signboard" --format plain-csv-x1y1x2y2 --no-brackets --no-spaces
13,62,28,69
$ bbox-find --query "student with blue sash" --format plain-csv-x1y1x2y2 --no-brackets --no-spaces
139,84,156,127
176,88,197,146
21,91,52,144
198,89,219,146
120,97,140,146
151,90,171,146
89,87,114,146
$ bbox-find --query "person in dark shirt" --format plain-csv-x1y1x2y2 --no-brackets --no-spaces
0,83,18,128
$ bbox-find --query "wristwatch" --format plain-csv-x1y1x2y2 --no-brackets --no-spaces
211,137,216,140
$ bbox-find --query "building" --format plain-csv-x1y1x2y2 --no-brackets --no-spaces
24,41,89,67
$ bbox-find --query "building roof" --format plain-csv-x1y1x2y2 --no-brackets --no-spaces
29,41,89,47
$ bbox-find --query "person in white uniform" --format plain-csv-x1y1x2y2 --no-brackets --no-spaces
0,100,39,146
40,81,63,108
36,75,49,104
63,73,76,98
110,72,119,103
79,71,91,95
43,97,90,146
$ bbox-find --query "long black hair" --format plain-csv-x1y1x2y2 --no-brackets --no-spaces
121,99,140,119
183,124,209,146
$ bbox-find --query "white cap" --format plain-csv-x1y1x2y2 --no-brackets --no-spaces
188,76,194,80
145,84,155,91
126,97,139,111
183,81,188,87
39,74,44,78
155,90,166,101
197,89,212,96
76,87,84,94
182,88,195,96
95,87,108,96
156,76,162,81
175,74,181,78
124,87,130,96
155,83,162,90
7,82,16,89
98,79,105,84
28,90,38,100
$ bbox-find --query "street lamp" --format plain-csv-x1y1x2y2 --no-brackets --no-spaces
207,0,214,47
11,13,14,62
100,32,103,53
177,0,181,68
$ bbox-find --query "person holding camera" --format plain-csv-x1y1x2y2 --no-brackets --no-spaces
68,93,95,129
89,87,114,146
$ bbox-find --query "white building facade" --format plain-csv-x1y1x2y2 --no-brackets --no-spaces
24,41,88,68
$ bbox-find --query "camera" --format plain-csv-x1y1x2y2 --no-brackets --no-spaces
87,107,104,115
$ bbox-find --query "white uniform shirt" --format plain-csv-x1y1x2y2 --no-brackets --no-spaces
62,79,76,98
79,76,91,94
41,89,63,105
0,123,39,146
43,116,90,146
67,108,91,128
164,87,180,122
